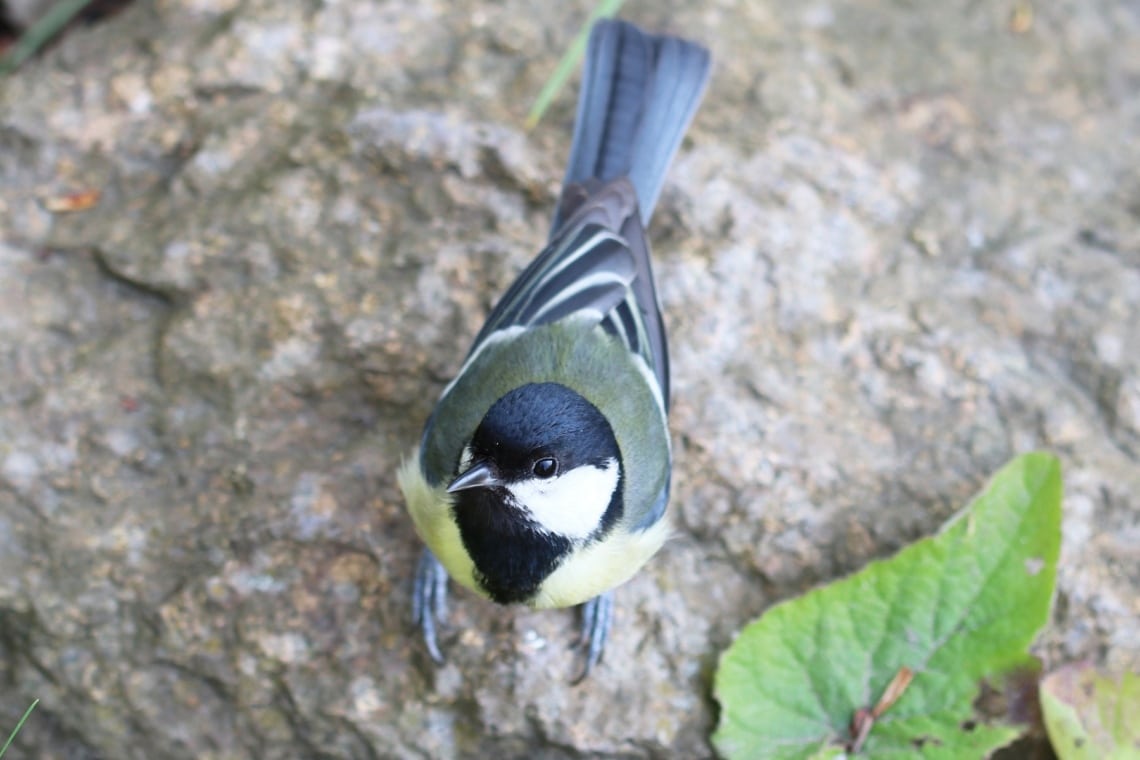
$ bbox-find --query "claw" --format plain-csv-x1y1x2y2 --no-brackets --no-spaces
571,592,613,683
413,549,450,664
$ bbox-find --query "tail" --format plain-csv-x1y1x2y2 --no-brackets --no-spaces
551,19,711,236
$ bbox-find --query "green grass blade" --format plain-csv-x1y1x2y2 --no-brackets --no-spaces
0,0,96,76
524,0,625,130
0,699,39,758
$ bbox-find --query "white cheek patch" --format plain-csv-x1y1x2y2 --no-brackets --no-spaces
457,444,474,474
507,458,620,541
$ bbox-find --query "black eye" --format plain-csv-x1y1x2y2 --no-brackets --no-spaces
532,457,557,479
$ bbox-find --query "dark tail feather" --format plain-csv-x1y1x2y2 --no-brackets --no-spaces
552,19,710,236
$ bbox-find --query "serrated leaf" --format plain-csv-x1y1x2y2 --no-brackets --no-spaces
713,452,1062,759
1040,663,1140,759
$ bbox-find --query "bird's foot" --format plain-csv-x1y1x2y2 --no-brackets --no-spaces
571,591,613,683
412,549,450,663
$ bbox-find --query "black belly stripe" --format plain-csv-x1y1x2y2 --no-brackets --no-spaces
452,489,572,605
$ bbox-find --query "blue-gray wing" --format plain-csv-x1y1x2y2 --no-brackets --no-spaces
468,179,639,350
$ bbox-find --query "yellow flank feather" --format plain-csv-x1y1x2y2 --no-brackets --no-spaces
531,516,672,609
396,451,485,599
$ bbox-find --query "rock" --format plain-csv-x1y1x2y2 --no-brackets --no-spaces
1,0,1138,757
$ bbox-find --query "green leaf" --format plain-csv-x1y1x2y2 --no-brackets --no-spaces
0,0,96,76
1040,663,1140,759
0,699,39,758
523,0,625,130
713,452,1063,759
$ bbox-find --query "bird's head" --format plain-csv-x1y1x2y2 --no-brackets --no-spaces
446,382,624,603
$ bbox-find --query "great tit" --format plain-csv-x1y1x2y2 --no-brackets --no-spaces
398,18,710,677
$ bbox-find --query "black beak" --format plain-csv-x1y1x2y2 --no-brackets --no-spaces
447,462,503,493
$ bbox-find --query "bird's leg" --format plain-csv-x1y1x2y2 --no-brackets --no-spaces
572,591,614,683
412,548,450,663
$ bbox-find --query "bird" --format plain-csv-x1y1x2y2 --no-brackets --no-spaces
398,17,710,678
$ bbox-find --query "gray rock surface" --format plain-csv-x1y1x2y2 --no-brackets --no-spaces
1,0,1138,757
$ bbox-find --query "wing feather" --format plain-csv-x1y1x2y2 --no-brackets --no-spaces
466,184,639,352
462,178,669,411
